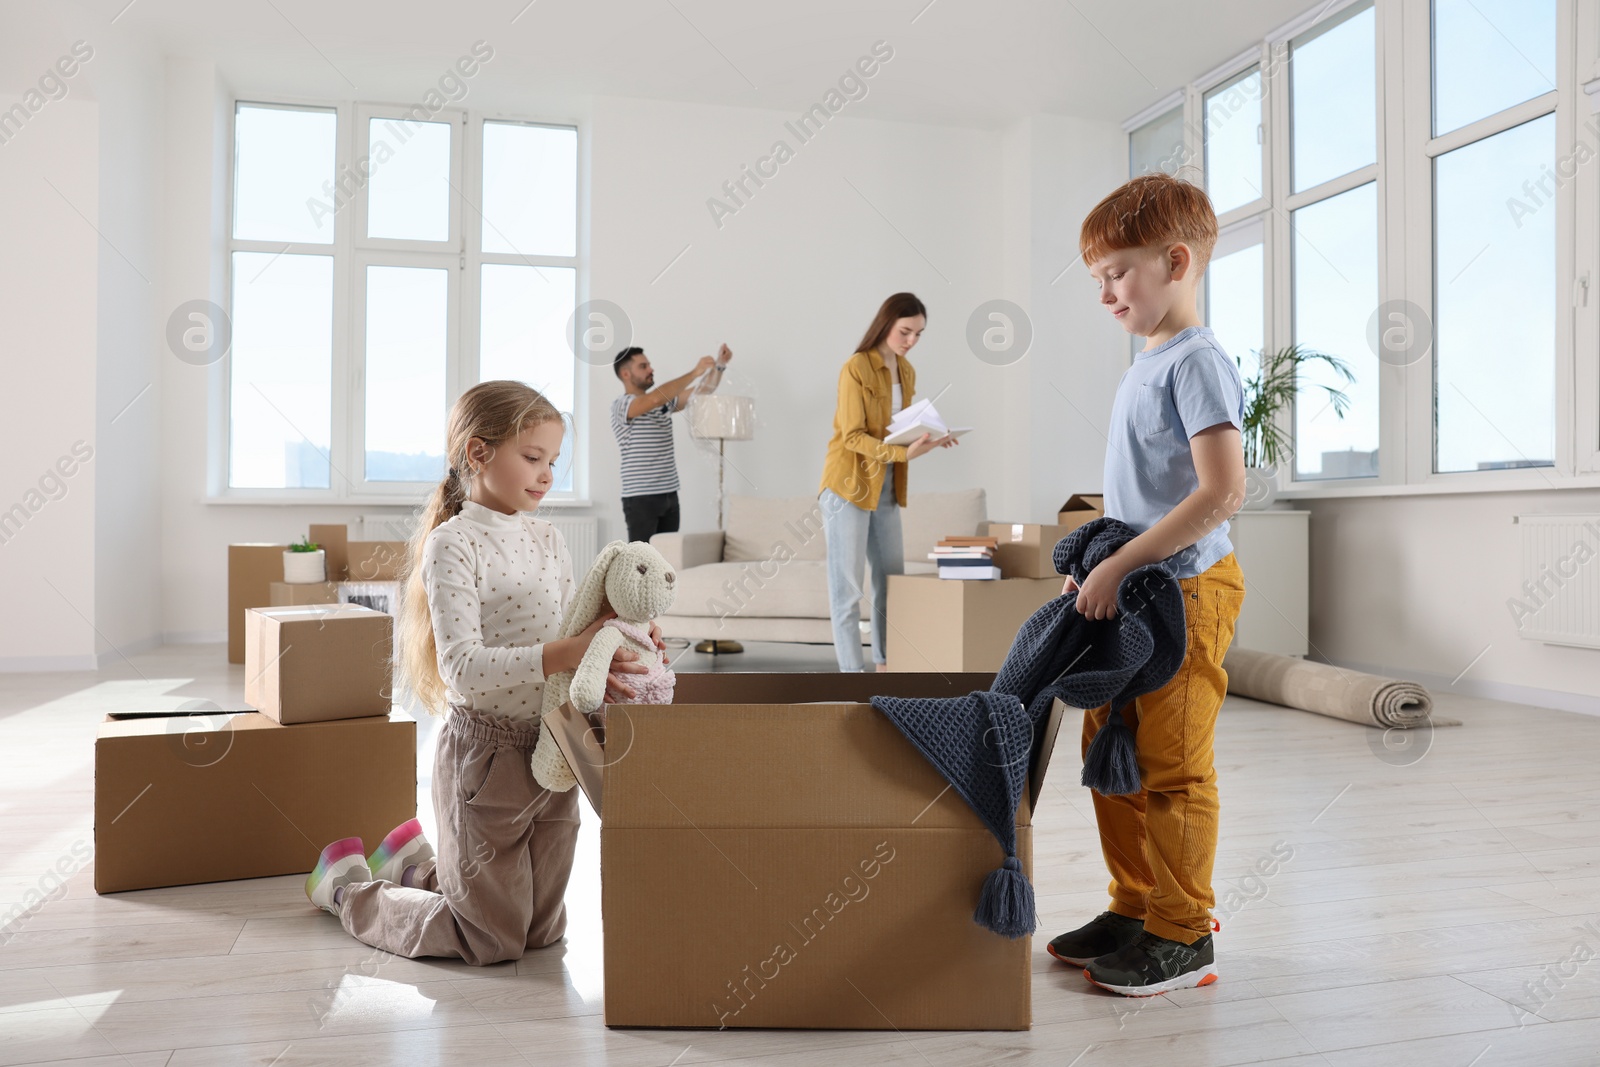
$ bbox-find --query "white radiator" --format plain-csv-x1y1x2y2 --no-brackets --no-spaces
1513,514,1600,648
359,511,599,573
545,514,599,572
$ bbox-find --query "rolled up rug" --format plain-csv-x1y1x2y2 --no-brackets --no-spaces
1222,647,1457,728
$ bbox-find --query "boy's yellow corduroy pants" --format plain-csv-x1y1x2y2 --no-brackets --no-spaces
1081,552,1246,945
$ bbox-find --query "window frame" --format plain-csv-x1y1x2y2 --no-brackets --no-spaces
1123,0,1600,499
213,98,589,506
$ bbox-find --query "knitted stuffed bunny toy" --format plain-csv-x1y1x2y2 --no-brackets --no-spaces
529,540,678,792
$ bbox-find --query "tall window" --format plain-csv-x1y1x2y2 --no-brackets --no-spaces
1204,67,1263,215
1125,0,1585,493
1288,3,1378,480
227,102,580,497
1207,219,1265,376
1129,104,1186,178
1430,0,1557,471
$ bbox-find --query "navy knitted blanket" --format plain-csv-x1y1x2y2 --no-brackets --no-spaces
870,517,1188,937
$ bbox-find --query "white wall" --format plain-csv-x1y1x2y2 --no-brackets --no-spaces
89,40,165,665
1016,113,1132,523
582,93,1010,537
0,92,100,669
1305,489,1600,711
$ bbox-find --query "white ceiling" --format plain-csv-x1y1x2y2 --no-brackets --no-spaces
10,0,1304,128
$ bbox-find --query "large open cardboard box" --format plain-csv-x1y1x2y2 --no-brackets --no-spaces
94,709,417,893
545,671,1064,1031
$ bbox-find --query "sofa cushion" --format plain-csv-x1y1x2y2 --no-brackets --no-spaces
722,495,829,563
665,559,834,620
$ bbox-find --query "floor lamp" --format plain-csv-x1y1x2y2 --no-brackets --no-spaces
689,394,755,655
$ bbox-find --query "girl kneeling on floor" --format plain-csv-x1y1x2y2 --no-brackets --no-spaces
304,380,655,964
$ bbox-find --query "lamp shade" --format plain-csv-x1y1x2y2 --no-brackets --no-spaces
688,395,756,441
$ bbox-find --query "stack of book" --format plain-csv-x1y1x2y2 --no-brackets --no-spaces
929,535,1001,580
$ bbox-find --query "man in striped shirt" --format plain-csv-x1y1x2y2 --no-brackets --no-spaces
612,344,733,543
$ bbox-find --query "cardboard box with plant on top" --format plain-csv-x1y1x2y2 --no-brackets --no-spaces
545,670,1062,1031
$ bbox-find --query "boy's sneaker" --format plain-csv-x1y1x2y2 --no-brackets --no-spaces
1083,930,1218,997
1046,911,1145,967
306,837,371,914
368,818,434,885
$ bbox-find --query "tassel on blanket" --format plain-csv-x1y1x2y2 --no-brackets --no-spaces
973,855,1036,939
1081,704,1141,796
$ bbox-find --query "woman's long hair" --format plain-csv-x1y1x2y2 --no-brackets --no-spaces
398,380,565,715
854,292,927,356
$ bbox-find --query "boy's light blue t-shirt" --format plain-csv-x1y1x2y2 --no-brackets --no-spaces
1103,326,1245,579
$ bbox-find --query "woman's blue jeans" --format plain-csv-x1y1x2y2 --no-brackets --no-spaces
820,478,904,671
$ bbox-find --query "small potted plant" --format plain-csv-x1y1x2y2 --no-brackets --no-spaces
283,537,326,584
1237,344,1353,509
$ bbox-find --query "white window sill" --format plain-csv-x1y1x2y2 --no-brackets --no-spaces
1275,471,1600,501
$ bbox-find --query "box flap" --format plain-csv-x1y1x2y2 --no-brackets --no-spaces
1059,493,1105,511
98,708,411,739
672,671,995,705
543,699,609,812
249,603,389,623
1030,698,1068,810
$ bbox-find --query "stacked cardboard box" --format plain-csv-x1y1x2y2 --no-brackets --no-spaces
245,604,394,724
98,596,410,894
308,523,407,583
983,493,1106,579
227,523,409,663
94,709,416,893
885,574,1062,672
542,671,1062,1031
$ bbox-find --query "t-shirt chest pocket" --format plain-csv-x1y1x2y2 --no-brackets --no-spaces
1135,384,1172,436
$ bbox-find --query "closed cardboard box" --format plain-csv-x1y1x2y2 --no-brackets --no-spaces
983,522,1077,579
348,541,407,581
268,580,341,607
94,710,416,893
546,671,1055,1031
245,604,393,724
228,543,288,664
309,523,407,581
308,523,350,582
885,574,1062,672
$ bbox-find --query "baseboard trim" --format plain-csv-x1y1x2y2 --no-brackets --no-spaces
163,630,228,645
0,653,99,673
1324,656,1600,718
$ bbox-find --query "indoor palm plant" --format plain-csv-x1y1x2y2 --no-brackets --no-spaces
1237,344,1353,509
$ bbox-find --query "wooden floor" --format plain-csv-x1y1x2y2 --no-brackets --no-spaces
3,641,1599,1066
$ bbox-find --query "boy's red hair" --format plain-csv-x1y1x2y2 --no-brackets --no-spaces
1080,173,1219,274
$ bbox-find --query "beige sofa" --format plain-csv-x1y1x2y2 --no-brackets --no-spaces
651,489,987,645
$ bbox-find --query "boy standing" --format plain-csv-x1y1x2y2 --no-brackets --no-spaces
1048,173,1248,996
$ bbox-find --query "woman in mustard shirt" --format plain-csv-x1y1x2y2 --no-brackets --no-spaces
818,292,957,672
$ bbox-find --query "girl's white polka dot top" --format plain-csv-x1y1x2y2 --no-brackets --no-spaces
423,498,577,722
